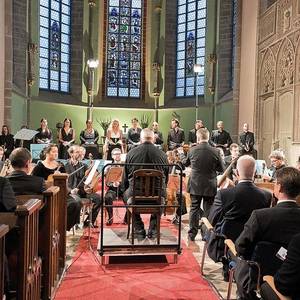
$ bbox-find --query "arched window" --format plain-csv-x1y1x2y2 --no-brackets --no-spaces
39,0,71,92
105,0,144,98
176,0,207,97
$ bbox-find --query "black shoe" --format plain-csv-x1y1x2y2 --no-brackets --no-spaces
147,229,157,239
134,229,146,238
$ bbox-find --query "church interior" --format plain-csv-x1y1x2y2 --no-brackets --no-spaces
1,0,300,299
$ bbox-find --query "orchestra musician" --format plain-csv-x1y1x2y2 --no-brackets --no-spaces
151,121,164,150
224,143,240,181
127,118,142,151
80,119,100,159
0,125,15,159
105,119,123,160
188,120,205,146
35,118,53,144
58,118,75,159
210,121,232,155
262,150,286,182
239,123,256,158
64,145,101,228
167,118,185,150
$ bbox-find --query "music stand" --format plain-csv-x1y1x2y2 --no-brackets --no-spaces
14,128,38,141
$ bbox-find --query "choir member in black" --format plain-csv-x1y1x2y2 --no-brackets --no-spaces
127,118,142,151
80,119,100,158
104,148,124,225
262,150,286,182
152,121,164,150
35,118,52,144
58,118,75,159
64,145,101,227
31,144,81,230
239,123,255,157
123,128,169,238
188,120,205,146
0,125,14,159
14,125,32,150
167,118,185,150
105,119,123,160
80,119,99,145
210,121,232,155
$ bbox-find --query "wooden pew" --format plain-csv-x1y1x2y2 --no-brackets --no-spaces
0,224,9,300
0,199,42,300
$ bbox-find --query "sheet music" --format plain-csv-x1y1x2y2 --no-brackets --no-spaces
84,160,100,185
14,128,38,140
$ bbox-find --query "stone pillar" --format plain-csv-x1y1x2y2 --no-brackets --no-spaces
0,0,5,125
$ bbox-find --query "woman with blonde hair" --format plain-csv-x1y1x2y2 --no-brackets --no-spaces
105,119,123,160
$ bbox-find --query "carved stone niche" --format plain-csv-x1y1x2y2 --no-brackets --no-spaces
277,39,295,88
283,6,292,32
260,49,275,95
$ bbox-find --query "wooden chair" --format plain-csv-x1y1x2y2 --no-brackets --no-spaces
0,224,9,300
127,169,163,244
200,217,214,275
0,199,42,300
263,276,292,300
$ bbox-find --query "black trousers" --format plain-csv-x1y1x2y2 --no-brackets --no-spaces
66,196,81,230
188,194,214,238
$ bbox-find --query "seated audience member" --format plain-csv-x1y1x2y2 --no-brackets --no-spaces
208,155,272,277
260,233,300,300
127,118,142,151
210,121,232,155
188,120,205,146
0,125,15,159
80,119,99,145
239,123,256,157
152,122,164,149
123,128,169,238
0,176,16,212
263,150,286,182
224,143,240,180
35,118,52,144
235,167,300,299
58,118,75,159
104,148,124,225
64,145,101,227
7,148,46,195
105,119,123,160
167,118,185,150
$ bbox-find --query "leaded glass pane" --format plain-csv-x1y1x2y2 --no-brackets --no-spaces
106,0,143,98
39,0,71,92
176,0,206,97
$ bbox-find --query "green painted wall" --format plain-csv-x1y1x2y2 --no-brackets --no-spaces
215,100,234,134
11,92,27,133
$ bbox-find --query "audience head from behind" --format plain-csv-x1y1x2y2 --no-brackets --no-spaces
196,127,209,143
236,155,256,181
140,128,155,144
274,167,300,200
269,150,285,169
43,144,59,161
229,143,240,159
9,147,32,174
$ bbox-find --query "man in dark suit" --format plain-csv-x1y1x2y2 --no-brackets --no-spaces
224,143,240,181
210,121,232,155
261,233,300,300
235,167,300,298
183,128,224,241
7,147,46,195
188,120,205,146
0,177,16,212
167,118,185,150
123,128,169,238
239,123,255,157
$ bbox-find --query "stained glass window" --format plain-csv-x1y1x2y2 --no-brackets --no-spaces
106,0,143,98
176,0,207,97
39,0,71,92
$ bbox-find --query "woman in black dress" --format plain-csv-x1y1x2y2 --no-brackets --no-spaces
58,118,75,159
127,117,142,151
0,125,14,159
35,118,52,144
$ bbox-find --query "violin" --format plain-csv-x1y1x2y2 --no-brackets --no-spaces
0,159,13,177
217,157,238,189
46,162,64,186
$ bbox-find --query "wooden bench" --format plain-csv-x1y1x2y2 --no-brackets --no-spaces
0,199,42,300
0,224,9,300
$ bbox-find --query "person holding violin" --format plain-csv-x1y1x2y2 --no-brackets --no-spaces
224,143,240,181
64,145,101,227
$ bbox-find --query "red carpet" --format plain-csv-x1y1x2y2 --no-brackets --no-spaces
55,226,219,300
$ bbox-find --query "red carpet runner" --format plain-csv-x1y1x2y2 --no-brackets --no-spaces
55,227,219,300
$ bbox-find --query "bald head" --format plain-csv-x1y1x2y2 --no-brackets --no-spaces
140,128,155,143
236,155,256,180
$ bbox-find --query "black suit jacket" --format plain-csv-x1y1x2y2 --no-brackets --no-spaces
274,233,300,298
236,201,300,259
188,129,197,144
209,182,272,240
7,170,46,195
0,177,17,212
239,131,255,152
123,142,169,198
210,130,232,148
183,142,224,196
